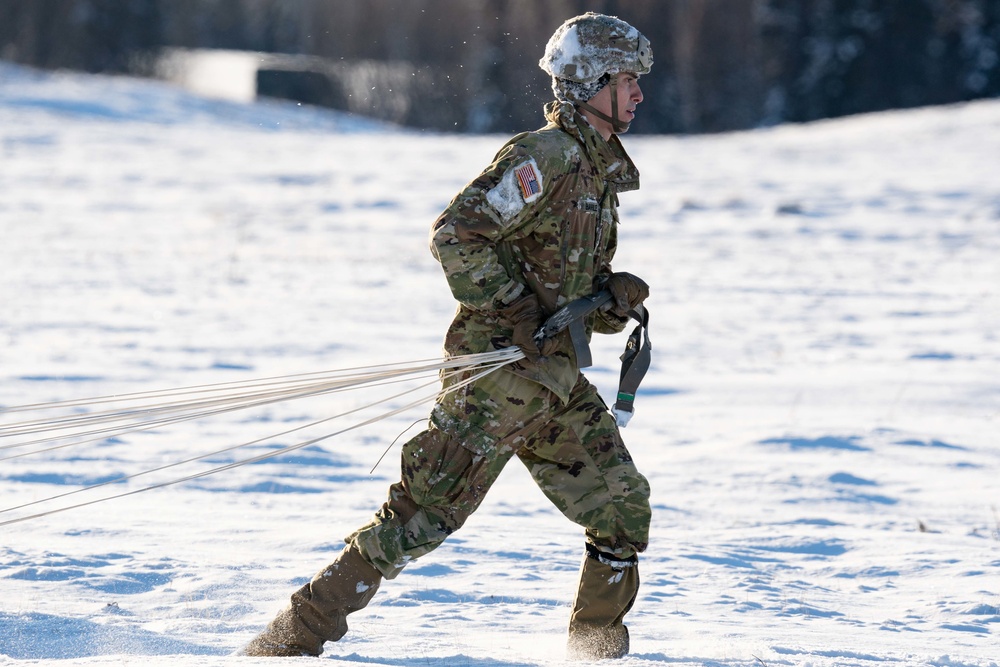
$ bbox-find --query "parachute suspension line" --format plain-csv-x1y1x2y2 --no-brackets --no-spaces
0,374,441,517
0,364,451,460
370,418,424,475
1,353,511,415
0,357,505,518
0,349,521,455
0,349,523,528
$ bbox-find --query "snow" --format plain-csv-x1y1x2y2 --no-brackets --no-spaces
1,62,999,666
541,19,642,82
543,24,588,73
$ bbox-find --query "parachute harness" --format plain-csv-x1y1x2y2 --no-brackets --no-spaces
533,289,651,426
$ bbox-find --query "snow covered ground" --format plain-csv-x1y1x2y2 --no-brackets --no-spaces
1,62,998,667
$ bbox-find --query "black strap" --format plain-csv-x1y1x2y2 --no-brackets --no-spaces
533,290,613,368
612,304,651,426
534,290,652,426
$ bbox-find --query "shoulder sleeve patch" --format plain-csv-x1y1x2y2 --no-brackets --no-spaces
485,157,545,225
513,159,544,202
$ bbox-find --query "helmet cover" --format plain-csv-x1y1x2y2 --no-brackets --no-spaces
539,12,653,84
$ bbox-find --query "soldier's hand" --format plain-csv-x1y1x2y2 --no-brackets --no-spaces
605,272,649,316
498,294,555,362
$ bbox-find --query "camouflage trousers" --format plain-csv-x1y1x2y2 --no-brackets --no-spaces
347,366,651,579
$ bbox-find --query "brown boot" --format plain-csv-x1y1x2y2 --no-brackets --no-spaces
242,544,382,657
566,545,639,660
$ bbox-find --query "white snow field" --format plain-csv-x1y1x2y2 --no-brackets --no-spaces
1,62,998,667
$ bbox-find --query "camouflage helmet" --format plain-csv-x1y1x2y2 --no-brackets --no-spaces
539,12,653,84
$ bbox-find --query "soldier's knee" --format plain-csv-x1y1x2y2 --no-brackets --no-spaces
402,430,477,508
633,474,652,526
612,469,651,551
584,484,651,558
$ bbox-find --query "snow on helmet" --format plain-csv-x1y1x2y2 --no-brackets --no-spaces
539,12,653,84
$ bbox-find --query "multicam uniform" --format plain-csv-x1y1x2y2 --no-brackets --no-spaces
348,100,651,578
245,100,651,661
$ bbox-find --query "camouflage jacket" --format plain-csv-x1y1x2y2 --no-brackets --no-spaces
430,101,641,403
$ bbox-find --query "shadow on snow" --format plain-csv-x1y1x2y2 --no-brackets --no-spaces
0,611,225,659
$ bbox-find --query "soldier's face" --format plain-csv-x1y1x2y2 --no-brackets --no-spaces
583,73,643,139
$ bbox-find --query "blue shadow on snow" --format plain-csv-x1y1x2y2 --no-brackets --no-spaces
3,472,127,486
894,437,967,451
16,374,106,382
0,611,225,659
758,435,871,452
330,653,537,667
828,472,876,486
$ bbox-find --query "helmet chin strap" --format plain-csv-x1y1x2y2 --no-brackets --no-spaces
576,74,630,134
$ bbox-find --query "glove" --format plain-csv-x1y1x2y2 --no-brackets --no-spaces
498,294,558,363
605,272,649,316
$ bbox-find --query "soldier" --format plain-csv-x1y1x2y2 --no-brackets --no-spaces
243,12,653,661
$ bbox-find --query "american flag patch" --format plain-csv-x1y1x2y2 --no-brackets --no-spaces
514,161,543,201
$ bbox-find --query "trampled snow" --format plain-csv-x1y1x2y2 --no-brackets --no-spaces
1,63,998,667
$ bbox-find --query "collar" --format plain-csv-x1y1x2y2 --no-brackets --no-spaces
543,100,640,193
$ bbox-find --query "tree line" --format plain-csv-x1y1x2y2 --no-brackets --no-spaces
1,0,997,133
